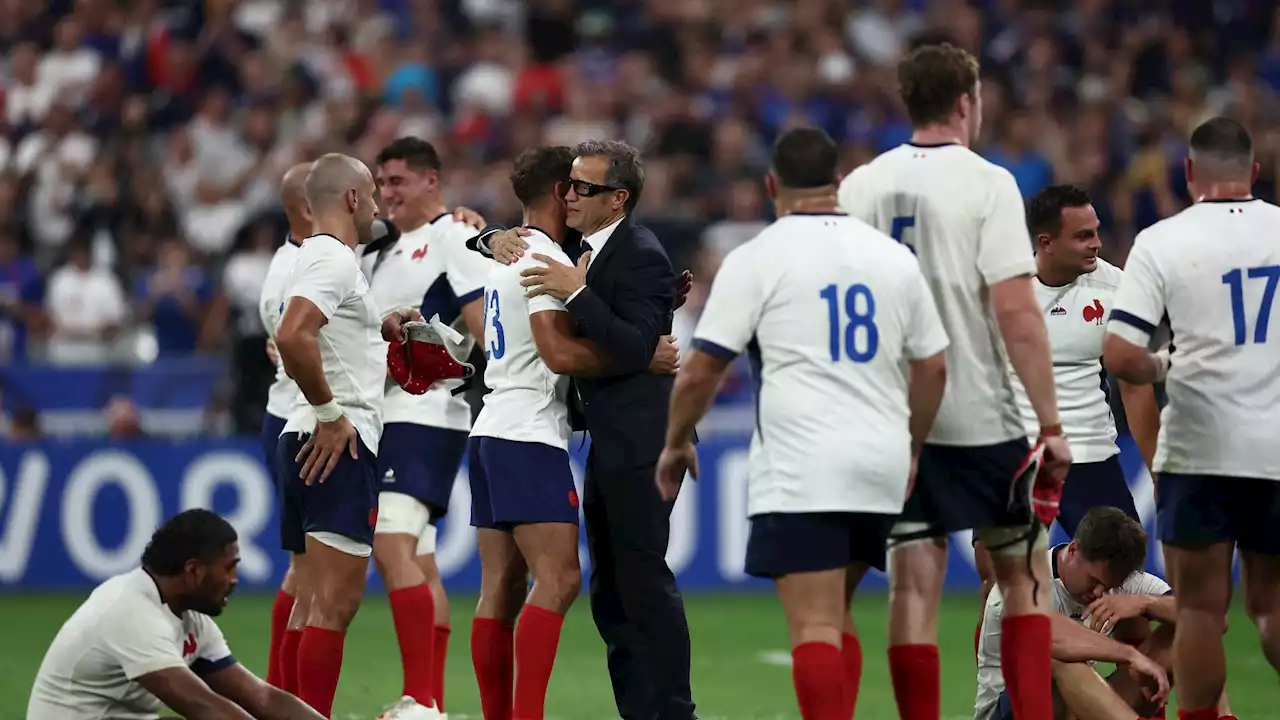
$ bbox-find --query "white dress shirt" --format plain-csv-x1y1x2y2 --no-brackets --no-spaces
565,216,625,304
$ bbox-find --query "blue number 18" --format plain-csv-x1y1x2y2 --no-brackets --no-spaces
1223,265,1280,345
820,284,879,362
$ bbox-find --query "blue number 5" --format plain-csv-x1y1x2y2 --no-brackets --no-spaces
485,290,506,359
890,215,916,252
820,284,879,362
1223,265,1280,345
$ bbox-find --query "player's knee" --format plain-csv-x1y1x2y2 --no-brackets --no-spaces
982,523,1049,560
373,534,424,591
533,562,582,609
307,589,362,630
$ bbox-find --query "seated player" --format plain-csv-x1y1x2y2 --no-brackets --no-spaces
27,509,327,720
974,507,1235,720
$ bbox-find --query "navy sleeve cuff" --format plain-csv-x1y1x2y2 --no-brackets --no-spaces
465,225,508,255
191,655,236,678
1109,309,1157,334
457,287,484,305
692,339,739,360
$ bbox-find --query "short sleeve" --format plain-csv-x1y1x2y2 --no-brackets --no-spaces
1121,571,1172,597
903,264,949,359
444,223,491,304
101,608,187,680
1107,235,1165,346
837,168,876,225
287,246,355,319
523,250,569,315
692,247,765,359
189,615,235,677
976,170,1037,285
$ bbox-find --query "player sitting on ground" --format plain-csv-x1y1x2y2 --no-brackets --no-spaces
1105,116,1280,720
275,153,391,718
837,42,1069,720
658,126,949,720
365,137,491,720
976,507,1234,720
27,509,327,720
468,145,632,720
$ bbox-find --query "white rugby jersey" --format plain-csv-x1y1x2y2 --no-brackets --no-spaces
693,212,949,516
362,213,490,430
1009,259,1123,463
260,237,302,420
839,143,1036,446
27,568,234,720
1108,198,1280,479
281,233,385,454
974,544,1171,720
470,228,573,450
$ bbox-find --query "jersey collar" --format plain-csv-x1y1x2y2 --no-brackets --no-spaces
1050,543,1069,579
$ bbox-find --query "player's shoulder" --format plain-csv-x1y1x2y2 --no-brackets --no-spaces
298,233,348,260
1117,570,1171,596
436,214,480,242
510,230,571,271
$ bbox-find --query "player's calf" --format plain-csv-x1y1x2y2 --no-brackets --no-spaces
776,567,854,720
1165,543,1234,716
509,522,579,720
473,528,528,720
374,493,442,711
1241,550,1280,673
415,547,453,713
984,523,1054,720
885,525,947,720
299,533,370,716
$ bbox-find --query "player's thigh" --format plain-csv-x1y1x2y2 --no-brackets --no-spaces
903,440,1033,537
280,431,379,569
378,422,468,520
480,437,580,528
513,522,581,577
477,527,528,622
1057,455,1137,537
746,511,893,584
775,567,848,646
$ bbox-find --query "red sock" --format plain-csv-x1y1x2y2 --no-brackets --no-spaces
472,618,514,720
389,585,437,707
1001,614,1053,720
298,627,345,717
281,629,303,695
1177,711,1220,720
1220,715,1240,720
433,625,451,710
513,605,565,720
889,644,939,720
840,633,862,717
267,590,295,689
791,642,848,720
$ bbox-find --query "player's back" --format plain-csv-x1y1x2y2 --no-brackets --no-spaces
714,213,947,515
470,229,572,450
260,238,301,419
1128,199,1280,478
839,143,1035,446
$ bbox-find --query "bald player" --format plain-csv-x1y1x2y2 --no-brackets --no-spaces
275,154,415,716
261,162,312,695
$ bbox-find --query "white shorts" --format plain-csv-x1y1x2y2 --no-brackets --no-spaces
375,491,439,555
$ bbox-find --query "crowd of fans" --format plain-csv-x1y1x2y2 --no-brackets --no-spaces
0,0,1273,433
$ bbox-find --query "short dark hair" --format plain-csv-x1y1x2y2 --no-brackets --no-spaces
771,127,838,190
141,509,238,576
573,139,644,212
1189,117,1253,167
1074,507,1148,582
897,43,980,127
1026,184,1092,238
510,146,574,206
376,136,442,173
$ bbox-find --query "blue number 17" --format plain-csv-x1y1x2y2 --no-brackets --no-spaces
1223,265,1280,345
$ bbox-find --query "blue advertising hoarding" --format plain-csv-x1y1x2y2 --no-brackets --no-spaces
0,434,1162,592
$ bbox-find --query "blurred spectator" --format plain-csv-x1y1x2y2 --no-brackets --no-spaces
220,220,280,433
133,238,214,357
44,235,125,365
5,406,42,441
0,226,45,364
984,110,1054,198
105,395,144,439
14,101,97,258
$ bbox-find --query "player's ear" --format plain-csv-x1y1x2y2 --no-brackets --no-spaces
764,172,778,200
1252,160,1261,186
1183,157,1194,185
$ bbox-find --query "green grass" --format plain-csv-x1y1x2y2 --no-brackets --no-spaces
1,592,1274,719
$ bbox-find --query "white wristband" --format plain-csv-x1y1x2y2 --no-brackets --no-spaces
313,400,342,423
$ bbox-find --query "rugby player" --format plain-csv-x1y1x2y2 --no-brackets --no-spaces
365,137,490,717
1104,116,1280,720
275,153,401,717
27,509,327,720
837,42,1069,720
260,162,312,694
660,127,949,720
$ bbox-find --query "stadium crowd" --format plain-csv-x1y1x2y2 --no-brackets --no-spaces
0,0,1271,435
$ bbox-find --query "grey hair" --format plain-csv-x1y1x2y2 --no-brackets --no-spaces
574,139,645,212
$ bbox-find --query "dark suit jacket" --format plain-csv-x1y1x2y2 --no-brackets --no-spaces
566,216,676,471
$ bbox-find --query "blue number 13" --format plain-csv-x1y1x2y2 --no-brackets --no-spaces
1223,265,1280,345
483,289,506,359
820,284,879,362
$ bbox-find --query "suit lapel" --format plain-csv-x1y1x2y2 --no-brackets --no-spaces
585,216,632,285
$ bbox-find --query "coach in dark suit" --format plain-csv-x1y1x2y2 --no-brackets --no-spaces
476,140,696,720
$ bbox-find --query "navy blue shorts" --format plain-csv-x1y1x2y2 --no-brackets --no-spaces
469,436,579,530
1157,473,1280,554
1057,455,1139,537
377,423,468,519
259,413,287,486
745,512,895,578
897,439,1033,536
276,431,379,553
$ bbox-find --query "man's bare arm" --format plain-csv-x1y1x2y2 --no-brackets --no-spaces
908,351,947,458
530,310,615,376
136,667,255,720
203,661,327,719
1118,378,1161,471
1050,612,1143,665
990,275,1060,428
275,297,334,406
666,349,733,448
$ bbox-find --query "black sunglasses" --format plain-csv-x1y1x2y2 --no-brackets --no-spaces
566,179,621,197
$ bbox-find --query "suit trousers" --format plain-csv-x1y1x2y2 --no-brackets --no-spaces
583,449,696,720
